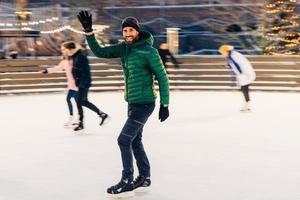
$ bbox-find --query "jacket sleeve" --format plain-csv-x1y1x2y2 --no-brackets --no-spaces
46,60,65,73
86,34,122,58
147,49,170,105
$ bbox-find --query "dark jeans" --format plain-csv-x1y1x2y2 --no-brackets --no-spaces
77,87,104,122
118,102,155,181
66,89,78,116
241,84,250,102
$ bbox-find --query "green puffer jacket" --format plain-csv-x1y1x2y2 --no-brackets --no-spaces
86,31,169,104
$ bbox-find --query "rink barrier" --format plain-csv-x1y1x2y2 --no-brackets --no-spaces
1,55,300,94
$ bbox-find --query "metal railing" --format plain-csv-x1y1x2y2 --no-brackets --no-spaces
1,55,300,95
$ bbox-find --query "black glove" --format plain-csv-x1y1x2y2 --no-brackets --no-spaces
77,10,93,33
40,69,48,74
159,104,169,122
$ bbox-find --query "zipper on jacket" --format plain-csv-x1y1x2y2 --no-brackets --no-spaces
125,45,129,99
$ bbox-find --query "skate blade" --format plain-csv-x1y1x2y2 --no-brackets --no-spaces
101,116,111,126
64,124,76,128
134,187,150,194
240,109,251,113
73,129,86,134
107,190,134,199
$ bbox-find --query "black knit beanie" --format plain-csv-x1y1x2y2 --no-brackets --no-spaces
121,17,140,32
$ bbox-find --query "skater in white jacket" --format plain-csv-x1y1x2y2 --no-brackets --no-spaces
219,45,256,111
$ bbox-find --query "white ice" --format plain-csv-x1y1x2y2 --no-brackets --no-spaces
1,91,300,200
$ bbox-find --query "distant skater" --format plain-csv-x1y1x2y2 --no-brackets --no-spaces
40,42,78,127
63,41,109,131
158,42,180,74
219,45,256,112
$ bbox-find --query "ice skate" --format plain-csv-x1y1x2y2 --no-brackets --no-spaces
240,102,251,112
64,116,77,128
73,122,84,131
133,175,151,193
107,179,134,198
100,113,111,126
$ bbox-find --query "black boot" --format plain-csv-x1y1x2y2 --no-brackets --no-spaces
107,178,134,197
99,113,109,126
73,122,84,131
133,175,151,192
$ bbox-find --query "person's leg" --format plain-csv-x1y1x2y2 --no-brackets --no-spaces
69,90,79,124
80,88,109,125
131,104,155,190
80,88,103,114
131,127,152,191
132,127,150,178
64,90,76,127
117,117,143,181
66,90,73,116
76,88,84,122
241,84,250,102
107,103,155,195
240,85,251,111
162,60,169,74
71,90,79,108
74,88,84,130
118,103,154,180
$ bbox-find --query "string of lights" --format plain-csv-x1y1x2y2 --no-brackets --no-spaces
20,25,109,35
0,17,59,27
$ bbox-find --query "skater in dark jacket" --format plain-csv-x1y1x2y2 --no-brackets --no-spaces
78,11,170,197
63,41,109,131
158,42,179,74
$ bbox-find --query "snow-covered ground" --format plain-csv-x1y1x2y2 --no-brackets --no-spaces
1,91,300,200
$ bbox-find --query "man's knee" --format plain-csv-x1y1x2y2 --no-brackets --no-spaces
118,118,144,147
117,133,132,147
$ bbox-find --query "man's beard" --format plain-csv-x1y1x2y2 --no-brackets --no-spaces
125,36,138,44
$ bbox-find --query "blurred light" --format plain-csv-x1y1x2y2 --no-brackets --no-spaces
36,40,43,46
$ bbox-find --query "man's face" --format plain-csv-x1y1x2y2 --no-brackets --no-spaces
122,27,139,44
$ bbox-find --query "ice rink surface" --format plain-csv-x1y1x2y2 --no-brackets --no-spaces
1,91,300,200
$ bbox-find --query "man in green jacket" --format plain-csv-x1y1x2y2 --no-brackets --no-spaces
78,11,170,197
